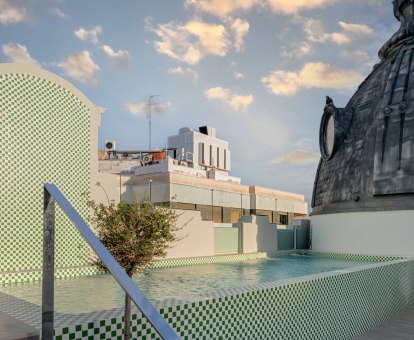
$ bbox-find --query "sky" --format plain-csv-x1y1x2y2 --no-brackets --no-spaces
0,0,399,205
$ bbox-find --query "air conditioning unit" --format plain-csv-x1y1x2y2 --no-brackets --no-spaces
105,140,116,152
142,154,153,164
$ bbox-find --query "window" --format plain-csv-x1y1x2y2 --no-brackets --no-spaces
217,147,220,168
279,214,288,225
199,142,205,164
210,145,213,166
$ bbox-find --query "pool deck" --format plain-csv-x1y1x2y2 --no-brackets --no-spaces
356,304,414,339
0,311,39,340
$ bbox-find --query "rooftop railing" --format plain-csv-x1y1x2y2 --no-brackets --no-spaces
42,183,179,340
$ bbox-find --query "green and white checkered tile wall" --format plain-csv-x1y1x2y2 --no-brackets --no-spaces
52,257,414,340
0,72,92,285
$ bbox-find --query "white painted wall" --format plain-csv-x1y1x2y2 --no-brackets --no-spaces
311,210,414,256
240,215,278,253
166,209,215,259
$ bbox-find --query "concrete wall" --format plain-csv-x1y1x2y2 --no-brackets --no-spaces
214,227,239,254
166,209,215,259
312,210,414,256
240,215,278,253
277,230,294,250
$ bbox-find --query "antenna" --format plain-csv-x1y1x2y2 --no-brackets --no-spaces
148,95,160,151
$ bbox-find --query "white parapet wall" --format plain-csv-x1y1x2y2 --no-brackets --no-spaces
311,210,414,256
240,215,278,253
166,209,215,259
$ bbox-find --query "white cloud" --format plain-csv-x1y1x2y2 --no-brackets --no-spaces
205,87,253,111
0,0,26,25
339,21,373,36
262,62,363,96
280,41,313,59
101,45,131,70
271,150,320,165
57,51,100,85
265,0,335,15
150,19,229,65
51,8,69,19
124,101,172,117
168,66,199,83
233,71,245,79
74,26,102,44
149,17,248,64
2,43,39,66
231,18,249,52
304,19,373,45
186,0,256,18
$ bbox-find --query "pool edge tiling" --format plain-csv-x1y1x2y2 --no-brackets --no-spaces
49,252,414,339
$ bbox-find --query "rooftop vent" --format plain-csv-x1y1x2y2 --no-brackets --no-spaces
199,126,216,138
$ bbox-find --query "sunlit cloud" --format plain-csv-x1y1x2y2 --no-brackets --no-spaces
280,41,313,59
262,62,363,96
265,0,335,15
74,26,102,44
304,18,373,45
149,16,248,64
168,66,199,83
124,101,172,117
271,150,320,165
231,18,249,52
0,0,26,25
101,45,131,70
186,0,256,18
57,51,100,85
2,43,39,66
205,86,253,111
233,71,245,79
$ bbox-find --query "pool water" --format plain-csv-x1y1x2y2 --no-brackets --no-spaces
0,255,374,314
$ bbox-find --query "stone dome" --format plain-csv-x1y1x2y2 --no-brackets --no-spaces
312,0,414,215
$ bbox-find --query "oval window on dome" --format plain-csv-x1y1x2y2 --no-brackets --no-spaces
319,111,336,160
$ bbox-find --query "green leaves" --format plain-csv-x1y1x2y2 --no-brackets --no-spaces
87,195,180,277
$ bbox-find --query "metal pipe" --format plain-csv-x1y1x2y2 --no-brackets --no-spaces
42,183,178,340
42,188,55,340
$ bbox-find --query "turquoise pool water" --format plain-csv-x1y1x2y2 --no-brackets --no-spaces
0,255,374,314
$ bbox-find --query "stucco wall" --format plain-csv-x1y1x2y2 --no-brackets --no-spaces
312,210,414,256
240,215,278,253
166,209,215,259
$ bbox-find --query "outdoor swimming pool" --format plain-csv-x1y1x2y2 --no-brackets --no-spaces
0,254,375,314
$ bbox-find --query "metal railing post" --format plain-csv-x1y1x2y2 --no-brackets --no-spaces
42,188,55,340
42,183,179,340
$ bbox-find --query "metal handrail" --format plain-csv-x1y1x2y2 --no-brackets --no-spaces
42,183,179,340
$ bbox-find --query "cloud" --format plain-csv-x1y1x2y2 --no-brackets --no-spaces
149,17,247,64
168,66,199,83
101,45,131,70
150,19,229,65
185,0,256,18
51,8,69,19
304,18,373,45
339,21,373,36
124,101,172,117
271,150,320,165
280,41,313,59
0,0,26,25
231,18,249,52
2,43,39,66
265,0,334,15
262,62,363,96
57,51,100,84
205,86,253,111
233,71,245,79
74,26,102,44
